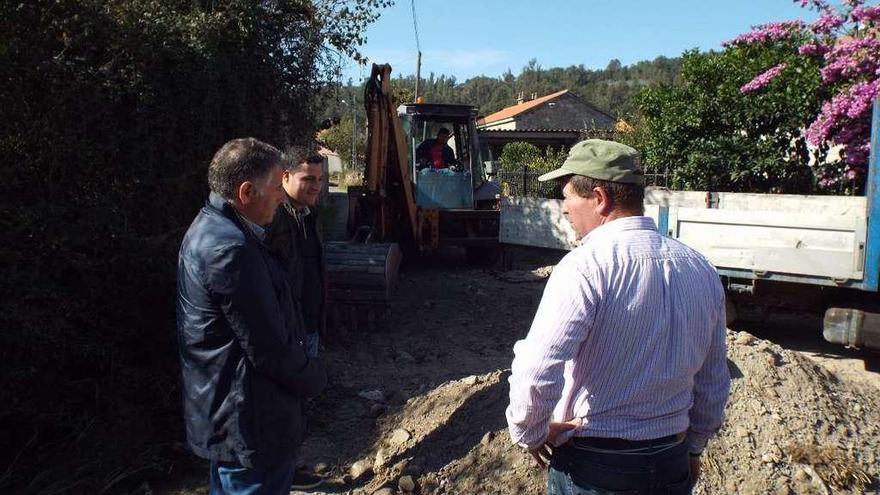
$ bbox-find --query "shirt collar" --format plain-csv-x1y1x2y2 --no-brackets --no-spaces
233,207,267,241
581,215,657,244
283,198,310,218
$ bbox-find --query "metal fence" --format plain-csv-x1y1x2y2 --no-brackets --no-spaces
494,166,562,199
494,163,670,199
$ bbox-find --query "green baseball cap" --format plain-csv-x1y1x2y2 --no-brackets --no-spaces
538,139,644,185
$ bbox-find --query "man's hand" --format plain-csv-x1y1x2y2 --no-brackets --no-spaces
689,455,701,484
527,419,581,469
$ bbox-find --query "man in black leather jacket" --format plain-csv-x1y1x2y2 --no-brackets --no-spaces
176,138,326,494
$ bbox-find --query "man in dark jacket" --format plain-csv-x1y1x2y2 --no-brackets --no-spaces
177,138,326,495
268,147,326,358
266,146,327,490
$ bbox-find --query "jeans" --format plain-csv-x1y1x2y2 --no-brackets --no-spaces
209,461,295,495
547,438,691,495
305,332,319,358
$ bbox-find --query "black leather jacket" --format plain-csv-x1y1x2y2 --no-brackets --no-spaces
176,193,326,468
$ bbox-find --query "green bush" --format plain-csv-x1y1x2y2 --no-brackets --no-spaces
0,1,385,492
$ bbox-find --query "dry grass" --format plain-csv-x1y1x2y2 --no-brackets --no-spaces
787,442,872,491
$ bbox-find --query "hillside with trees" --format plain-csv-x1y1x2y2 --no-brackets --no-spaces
320,56,682,168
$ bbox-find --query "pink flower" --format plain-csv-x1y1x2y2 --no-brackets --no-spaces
740,63,787,93
810,14,844,34
723,21,805,47
798,42,830,56
820,37,880,83
853,5,880,23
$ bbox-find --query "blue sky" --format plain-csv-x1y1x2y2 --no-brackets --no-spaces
340,0,820,82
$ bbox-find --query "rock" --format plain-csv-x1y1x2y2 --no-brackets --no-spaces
725,480,739,493
735,426,750,438
398,475,416,492
372,488,395,495
350,459,374,481
761,452,777,464
341,474,353,484
390,458,409,474
374,448,388,469
773,482,793,495
480,431,494,446
313,461,332,474
793,468,809,482
735,333,756,346
358,389,384,402
370,403,387,417
389,428,412,446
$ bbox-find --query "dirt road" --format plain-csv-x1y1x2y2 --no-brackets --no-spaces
158,248,880,495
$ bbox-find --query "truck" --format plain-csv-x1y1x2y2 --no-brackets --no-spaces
499,100,880,351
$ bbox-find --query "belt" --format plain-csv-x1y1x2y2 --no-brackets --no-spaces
568,432,686,451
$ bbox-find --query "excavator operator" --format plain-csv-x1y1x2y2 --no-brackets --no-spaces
416,127,459,170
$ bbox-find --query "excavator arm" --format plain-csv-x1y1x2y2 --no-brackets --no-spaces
357,63,419,245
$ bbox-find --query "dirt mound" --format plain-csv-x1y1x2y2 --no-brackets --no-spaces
159,263,879,495
330,331,879,495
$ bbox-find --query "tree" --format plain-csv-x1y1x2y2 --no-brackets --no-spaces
499,142,542,173
635,37,823,192
0,0,389,491
498,142,567,174
321,116,367,170
731,0,880,193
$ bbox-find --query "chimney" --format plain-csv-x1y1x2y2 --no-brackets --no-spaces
531,92,538,100
516,91,524,105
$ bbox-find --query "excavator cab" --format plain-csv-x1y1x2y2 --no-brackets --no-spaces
398,103,486,210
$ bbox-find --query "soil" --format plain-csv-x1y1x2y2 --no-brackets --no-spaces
157,247,880,495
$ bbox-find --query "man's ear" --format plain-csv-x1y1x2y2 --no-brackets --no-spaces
238,181,255,205
594,186,613,216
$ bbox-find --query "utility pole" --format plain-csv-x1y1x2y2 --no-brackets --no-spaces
351,90,357,169
411,0,421,103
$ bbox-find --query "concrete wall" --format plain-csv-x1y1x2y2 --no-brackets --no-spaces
516,93,614,130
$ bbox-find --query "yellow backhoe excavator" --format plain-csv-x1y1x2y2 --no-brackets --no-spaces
324,63,500,329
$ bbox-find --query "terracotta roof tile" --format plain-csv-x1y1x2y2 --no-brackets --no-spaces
477,89,569,125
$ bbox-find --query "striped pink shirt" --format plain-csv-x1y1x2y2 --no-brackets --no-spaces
506,216,730,452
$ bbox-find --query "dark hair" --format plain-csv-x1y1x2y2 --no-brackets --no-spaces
208,138,282,200
567,175,645,215
282,144,323,171
437,127,450,136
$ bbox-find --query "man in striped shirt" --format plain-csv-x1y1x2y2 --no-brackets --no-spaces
506,139,730,495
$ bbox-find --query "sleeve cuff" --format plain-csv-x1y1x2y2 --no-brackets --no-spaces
685,431,709,455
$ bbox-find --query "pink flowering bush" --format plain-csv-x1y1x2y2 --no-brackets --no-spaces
740,63,788,93
733,0,880,191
